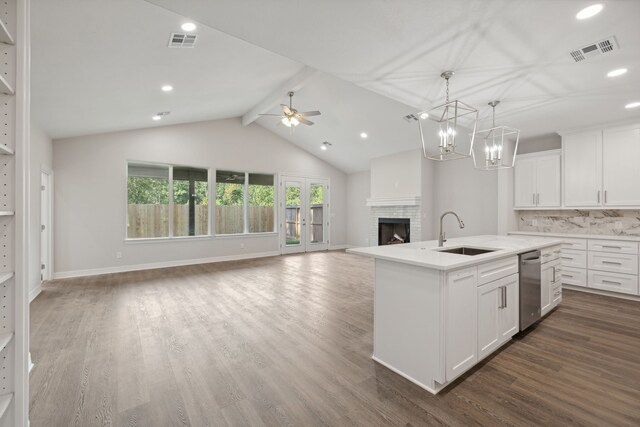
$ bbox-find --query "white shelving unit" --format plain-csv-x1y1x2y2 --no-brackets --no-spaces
0,1,28,426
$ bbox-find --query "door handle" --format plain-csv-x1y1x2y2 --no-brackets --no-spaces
597,190,601,204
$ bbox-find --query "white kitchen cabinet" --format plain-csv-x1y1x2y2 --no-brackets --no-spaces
541,258,560,316
563,124,640,208
602,126,640,206
477,273,519,361
445,266,478,382
563,130,602,207
514,151,561,208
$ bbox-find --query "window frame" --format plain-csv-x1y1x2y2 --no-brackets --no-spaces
214,169,278,236
125,160,212,241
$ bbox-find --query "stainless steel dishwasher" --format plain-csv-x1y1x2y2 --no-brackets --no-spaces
519,250,541,330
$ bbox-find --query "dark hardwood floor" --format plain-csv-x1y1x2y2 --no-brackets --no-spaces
29,251,640,426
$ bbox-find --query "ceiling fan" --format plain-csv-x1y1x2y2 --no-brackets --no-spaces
260,91,321,127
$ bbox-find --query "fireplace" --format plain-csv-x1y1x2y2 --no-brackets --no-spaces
378,218,410,246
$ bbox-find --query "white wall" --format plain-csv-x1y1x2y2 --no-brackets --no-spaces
433,157,498,238
52,118,347,277
346,170,370,247
29,124,53,300
370,149,421,200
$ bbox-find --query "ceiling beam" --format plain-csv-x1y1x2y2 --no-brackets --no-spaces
241,66,319,126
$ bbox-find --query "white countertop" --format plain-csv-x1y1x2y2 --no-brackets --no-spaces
509,231,640,242
347,235,564,271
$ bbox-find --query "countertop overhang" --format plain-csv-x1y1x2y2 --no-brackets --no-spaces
347,235,564,271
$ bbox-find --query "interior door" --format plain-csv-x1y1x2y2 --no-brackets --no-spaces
280,176,329,254
40,171,52,281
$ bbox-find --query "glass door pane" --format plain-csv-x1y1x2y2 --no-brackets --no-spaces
309,183,324,244
285,182,303,247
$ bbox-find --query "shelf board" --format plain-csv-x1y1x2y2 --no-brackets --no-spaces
0,211,14,216
0,74,13,96
0,20,13,46
0,144,13,156
0,333,11,353
0,272,12,285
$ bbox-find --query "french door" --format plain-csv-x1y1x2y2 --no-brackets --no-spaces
280,176,329,254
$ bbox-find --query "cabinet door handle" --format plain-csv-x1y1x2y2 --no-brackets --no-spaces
552,266,556,282
533,193,536,205
602,279,622,285
597,190,601,204
604,190,607,204
602,245,622,249
563,274,574,278
602,260,622,265
537,193,540,205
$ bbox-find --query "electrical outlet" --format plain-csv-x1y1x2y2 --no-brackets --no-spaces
531,219,538,226
116,251,122,259
615,221,623,231
240,243,245,249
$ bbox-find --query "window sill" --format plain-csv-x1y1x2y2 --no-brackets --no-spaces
125,235,213,244
215,232,278,239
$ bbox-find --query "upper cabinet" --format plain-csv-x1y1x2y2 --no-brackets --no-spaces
563,130,602,207
514,151,561,209
602,126,640,206
562,124,640,208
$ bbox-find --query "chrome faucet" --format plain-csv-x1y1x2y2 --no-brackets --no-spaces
438,211,465,247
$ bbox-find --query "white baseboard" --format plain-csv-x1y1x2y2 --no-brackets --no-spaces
29,285,42,302
53,251,281,279
329,244,356,250
371,355,441,395
563,284,640,302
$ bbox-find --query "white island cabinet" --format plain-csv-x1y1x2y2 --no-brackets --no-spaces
349,235,563,394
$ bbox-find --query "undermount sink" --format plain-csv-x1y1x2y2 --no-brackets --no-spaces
435,246,497,256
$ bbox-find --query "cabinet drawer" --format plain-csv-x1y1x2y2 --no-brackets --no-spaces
588,270,639,295
588,239,638,255
561,238,587,251
478,257,518,286
561,249,587,269
560,267,587,287
588,251,638,275
541,245,562,263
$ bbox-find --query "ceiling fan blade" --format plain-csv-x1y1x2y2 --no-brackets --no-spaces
298,117,314,126
281,105,292,115
297,111,321,117
258,113,283,116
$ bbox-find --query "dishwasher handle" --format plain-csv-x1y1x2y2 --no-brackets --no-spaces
521,257,541,265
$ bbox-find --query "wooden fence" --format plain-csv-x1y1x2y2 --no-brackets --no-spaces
127,204,275,238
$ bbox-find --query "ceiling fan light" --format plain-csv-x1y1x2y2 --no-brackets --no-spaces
290,116,300,127
281,117,292,127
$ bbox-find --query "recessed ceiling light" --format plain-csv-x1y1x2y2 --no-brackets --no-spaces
360,132,368,139
576,4,603,20
181,22,197,32
419,112,429,120
152,115,162,121
625,101,640,109
607,68,627,77
161,85,173,92
321,141,332,151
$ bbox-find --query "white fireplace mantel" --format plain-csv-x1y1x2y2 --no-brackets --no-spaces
366,196,421,207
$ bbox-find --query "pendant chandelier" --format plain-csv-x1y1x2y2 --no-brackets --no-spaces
416,71,479,161
472,100,520,171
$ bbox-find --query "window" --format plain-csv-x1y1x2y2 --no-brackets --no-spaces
215,171,276,235
127,162,209,239
127,164,170,238
215,170,245,234
248,173,275,233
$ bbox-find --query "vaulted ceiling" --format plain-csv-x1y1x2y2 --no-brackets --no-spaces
32,0,640,173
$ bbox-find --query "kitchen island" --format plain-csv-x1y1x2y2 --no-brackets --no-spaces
348,235,563,394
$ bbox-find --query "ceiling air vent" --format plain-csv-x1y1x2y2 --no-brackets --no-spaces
168,33,197,48
403,114,418,123
569,36,619,62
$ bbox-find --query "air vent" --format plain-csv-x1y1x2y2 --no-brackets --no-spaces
569,36,619,62
168,33,197,48
156,111,170,117
403,114,418,122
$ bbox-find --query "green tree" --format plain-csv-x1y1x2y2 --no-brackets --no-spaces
127,177,169,204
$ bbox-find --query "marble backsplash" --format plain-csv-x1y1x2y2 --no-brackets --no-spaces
518,210,640,236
